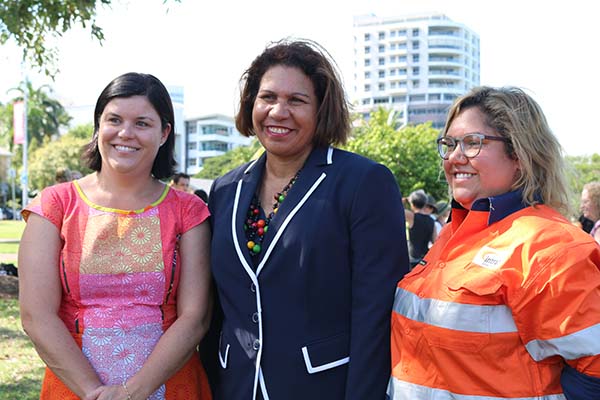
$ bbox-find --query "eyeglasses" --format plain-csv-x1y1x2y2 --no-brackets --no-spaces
436,133,510,160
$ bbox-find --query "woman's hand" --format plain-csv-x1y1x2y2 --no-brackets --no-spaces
85,384,131,400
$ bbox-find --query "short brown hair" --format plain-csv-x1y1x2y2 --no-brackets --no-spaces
235,39,351,147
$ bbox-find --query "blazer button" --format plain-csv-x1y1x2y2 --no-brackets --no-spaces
252,312,259,323
250,283,256,292
252,339,261,351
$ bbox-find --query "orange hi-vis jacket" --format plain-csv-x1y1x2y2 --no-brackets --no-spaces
389,196,600,399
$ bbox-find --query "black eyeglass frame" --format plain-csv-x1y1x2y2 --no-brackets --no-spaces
436,133,510,160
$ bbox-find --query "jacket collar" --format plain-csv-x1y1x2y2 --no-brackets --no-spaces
234,146,333,274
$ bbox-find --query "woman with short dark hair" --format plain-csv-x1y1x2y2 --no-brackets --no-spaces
19,72,213,399
207,39,409,399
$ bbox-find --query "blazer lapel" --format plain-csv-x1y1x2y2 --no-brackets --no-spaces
232,155,266,274
256,146,332,273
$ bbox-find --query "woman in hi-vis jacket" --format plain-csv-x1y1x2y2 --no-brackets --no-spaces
204,39,410,400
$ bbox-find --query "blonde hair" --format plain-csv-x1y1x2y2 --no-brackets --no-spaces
443,86,571,216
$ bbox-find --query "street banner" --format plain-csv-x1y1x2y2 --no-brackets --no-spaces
13,100,25,145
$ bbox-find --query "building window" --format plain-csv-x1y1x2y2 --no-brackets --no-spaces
390,69,396,76
390,31,396,38
364,59,371,66
412,40,419,49
409,94,425,101
365,46,370,54
390,43,396,50
374,97,388,104
378,83,385,91
378,70,385,78
378,44,385,52
186,123,197,134
187,142,197,150
378,31,385,40
362,98,371,105
398,68,407,75
364,84,371,91
412,67,420,75
187,158,197,167
398,55,407,62
390,81,397,88
364,71,371,79
412,54,420,63
412,28,419,36
364,33,371,41
390,55,396,62
412,80,420,88
378,57,385,65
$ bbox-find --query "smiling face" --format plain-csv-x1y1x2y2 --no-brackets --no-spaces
443,107,520,209
98,95,170,177
252,65,318,164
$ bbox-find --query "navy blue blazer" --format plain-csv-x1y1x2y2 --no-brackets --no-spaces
206,146,409,399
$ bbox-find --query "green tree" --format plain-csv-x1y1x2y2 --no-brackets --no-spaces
196,139,262,179
0,82,72,158
27,124,92,190
346,108,447,200
0,0,179,77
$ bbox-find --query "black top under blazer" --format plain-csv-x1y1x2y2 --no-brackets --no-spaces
206,146,409,399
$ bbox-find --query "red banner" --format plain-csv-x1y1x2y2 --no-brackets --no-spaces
13,100,25,145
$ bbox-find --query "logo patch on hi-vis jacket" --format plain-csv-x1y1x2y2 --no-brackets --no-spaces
473,246,508,270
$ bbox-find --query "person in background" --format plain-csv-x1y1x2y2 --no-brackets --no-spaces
423,194,442,246
388,86,600,399
581,181,600,244
194,189,209,204
404,190,436,268
55,167,72,184
70,170,83,180
205,39,409,400
171,172,191,192
18,72,213,400
577,214,594,233
434,200,451,227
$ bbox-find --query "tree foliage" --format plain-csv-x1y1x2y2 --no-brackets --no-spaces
27,123,92,190
196,139,262,179
0,81,71,149
346,108,447,201
0,0,179,77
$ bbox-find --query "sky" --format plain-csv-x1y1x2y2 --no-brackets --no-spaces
1,0,598,156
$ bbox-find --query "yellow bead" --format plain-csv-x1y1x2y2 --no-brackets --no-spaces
247,241,255,250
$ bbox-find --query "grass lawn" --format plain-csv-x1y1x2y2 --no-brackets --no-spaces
0,299,44,399
0,220,25,239
0,220,24,264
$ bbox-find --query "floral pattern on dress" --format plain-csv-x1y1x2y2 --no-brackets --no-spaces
80,212,164,274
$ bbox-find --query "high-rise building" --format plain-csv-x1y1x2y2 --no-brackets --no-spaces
352,13,480,129
183,114,251,175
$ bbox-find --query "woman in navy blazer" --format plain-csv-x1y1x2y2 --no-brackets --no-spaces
206,39,410,399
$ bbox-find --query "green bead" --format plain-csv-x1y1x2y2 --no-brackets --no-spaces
252,244,261,253
264,226,268,232
278,194,285,202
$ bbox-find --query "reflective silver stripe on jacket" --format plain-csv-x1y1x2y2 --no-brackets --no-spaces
393,287,517,333
386,377,566,400
525,323,600,361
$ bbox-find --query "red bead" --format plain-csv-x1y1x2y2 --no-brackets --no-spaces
251,222,258,228
257,219,266,228
253,208,259,215
258,227,264,236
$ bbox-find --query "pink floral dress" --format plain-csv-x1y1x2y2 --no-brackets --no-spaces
23,181,212,399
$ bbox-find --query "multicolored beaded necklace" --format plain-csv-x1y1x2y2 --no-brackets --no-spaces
244,170,301,257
